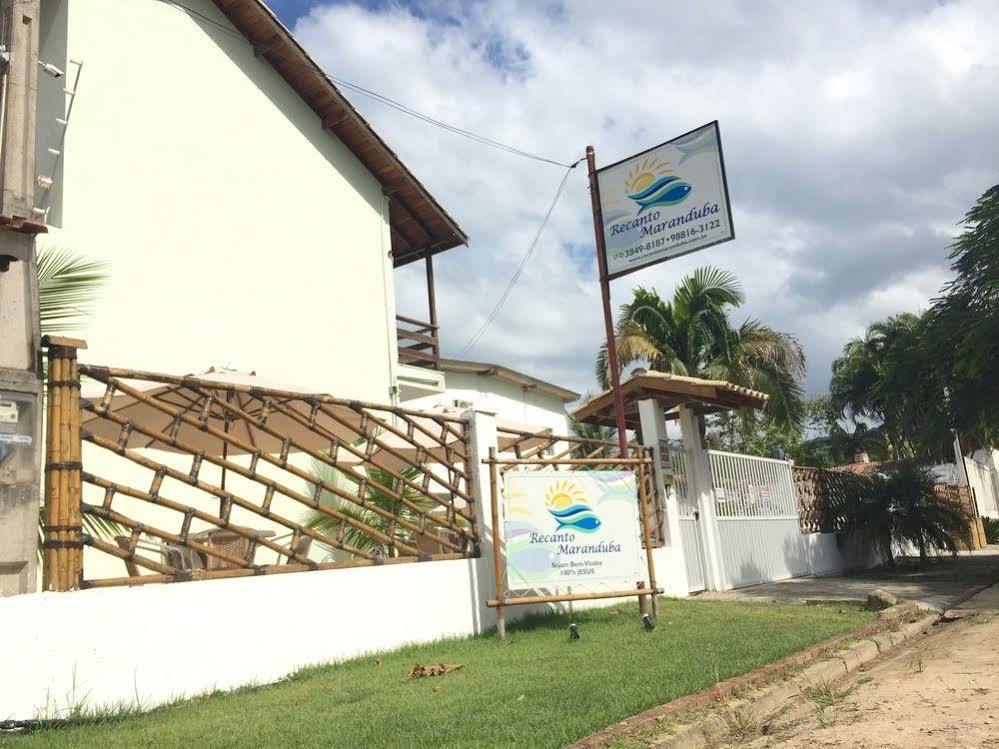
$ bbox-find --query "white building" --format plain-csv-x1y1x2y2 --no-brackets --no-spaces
35,0,466,404
20,0,583,585
403,358,579,434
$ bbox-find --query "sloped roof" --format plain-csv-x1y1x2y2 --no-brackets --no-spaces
211,0,467,266
572,370,768,429
439,358,580,403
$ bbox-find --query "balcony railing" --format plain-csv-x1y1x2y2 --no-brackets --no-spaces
396,315,440,369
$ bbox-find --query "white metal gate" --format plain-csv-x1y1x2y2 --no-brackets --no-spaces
671,450,707,592
707,450,809,589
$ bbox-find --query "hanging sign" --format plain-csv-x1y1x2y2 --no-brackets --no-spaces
502,471,644,589
596,121,734,279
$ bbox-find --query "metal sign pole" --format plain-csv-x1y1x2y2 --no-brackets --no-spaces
586,146,629,459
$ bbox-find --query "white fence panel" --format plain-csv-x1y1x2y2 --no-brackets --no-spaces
707,450,809,589
966,458,999,518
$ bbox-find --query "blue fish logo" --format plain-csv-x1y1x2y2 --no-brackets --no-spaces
547,503,602,533
627,175,692,213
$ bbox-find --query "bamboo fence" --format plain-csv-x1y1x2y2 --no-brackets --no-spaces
41,341,478,590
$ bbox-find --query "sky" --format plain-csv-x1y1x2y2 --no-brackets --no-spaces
271,0,999,399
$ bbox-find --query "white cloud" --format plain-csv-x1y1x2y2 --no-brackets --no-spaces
293,0,999,394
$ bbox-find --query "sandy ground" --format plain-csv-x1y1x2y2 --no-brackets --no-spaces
735,611,999,748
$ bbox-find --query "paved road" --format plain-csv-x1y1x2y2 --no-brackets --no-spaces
698,548,999,610
735,585,999,748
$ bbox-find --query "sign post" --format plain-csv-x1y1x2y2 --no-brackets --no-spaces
587,121,734,455
586,146,630,458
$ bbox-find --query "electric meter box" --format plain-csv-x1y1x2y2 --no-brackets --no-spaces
0,376,42,595
0,231,44,596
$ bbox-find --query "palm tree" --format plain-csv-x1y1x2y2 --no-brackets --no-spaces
595,267,806,430
830,313,951,460
566,391,619,460
838,462,972,567
301,461,439,559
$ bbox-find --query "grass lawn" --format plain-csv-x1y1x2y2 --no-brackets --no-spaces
3,599,873,749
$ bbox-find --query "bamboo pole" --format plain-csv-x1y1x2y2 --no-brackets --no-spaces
68,356,83,588
488,448,505,639
42,338,85,591
487,457,651,466
42,353,61,589
78,364,469,423
488,588,663,607
81,550,469,589
636,463,659,618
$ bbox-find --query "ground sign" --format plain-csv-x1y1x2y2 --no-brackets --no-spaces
502,471,644,589
596,121,734,279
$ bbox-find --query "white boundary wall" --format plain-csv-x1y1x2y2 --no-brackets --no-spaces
0,409,687,720
2,558,487,720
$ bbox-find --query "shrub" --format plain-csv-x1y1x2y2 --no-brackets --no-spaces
835,461,973,566
983,516,999,545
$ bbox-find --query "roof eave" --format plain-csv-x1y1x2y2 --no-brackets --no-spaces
212,1,469,266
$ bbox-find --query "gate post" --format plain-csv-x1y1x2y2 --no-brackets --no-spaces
637,398,689,597
464,408,499,634
42,336,85,592
678,406,727,591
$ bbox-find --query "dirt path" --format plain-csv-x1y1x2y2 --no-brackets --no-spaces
735,611,999,748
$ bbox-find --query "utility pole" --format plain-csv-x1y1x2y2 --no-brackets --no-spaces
0,0,46,596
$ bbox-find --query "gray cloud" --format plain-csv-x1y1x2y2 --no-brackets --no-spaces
293,0,999,397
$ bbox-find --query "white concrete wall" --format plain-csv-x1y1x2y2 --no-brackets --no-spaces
2,558,487,719
36,0,399,402
404,370,571,434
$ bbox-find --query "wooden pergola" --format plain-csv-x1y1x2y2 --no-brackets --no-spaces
572,371,768,429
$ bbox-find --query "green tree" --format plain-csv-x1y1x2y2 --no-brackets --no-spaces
596,267,806,430
928,184,999,447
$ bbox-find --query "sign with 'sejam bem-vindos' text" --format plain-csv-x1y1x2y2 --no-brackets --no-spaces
597,121,734,279
502,471,644,590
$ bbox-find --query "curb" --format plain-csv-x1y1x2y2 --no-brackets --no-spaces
649,611,939,749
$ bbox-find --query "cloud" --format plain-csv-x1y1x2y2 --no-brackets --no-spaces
291,0,999,396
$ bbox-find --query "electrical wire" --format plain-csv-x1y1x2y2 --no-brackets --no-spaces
157,0,573,167
460,159,582,353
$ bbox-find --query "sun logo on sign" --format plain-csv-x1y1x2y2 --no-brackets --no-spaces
624,156,692,214
545,480,601,534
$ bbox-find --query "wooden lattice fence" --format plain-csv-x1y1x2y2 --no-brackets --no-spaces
42,338,478,591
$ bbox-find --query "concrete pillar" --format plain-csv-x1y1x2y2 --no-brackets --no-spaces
0,232,43,596
464,408,499,633
637,398,688,597
678,406,727,591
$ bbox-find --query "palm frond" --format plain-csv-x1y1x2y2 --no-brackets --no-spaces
36,245,109,334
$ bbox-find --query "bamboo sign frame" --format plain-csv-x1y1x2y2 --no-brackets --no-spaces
484,450,663,638
41,339,480,591
494,427,665,548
